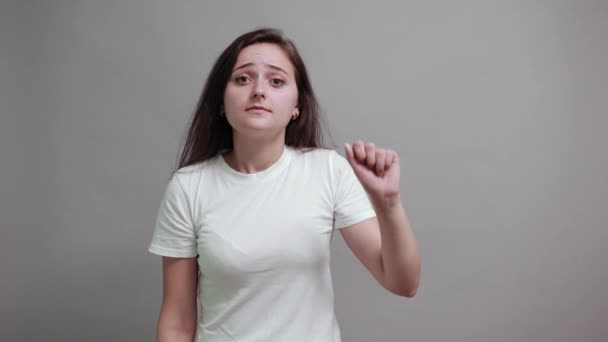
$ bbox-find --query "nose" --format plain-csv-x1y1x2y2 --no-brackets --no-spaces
251,79,266,100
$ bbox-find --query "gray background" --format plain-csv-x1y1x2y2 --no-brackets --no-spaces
2,0,607,341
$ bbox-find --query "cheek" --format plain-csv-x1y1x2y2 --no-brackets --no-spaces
223,86,244,108
274,89,299,109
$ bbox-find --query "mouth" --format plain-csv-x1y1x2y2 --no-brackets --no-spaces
246,106,271,113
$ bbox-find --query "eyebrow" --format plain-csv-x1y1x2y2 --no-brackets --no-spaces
233,62,289,76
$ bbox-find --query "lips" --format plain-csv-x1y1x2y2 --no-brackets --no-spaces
246,105,271,112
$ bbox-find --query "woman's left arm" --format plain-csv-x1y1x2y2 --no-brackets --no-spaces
342,141,421,297
372,194,421,297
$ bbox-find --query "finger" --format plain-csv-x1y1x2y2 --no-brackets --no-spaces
344,143,366,173
375,148,386,176
364,142,375,169
385,149,395,171
343,143,354,164
344,143,368,178
353,141,366,163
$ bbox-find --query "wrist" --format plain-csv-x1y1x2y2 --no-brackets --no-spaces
370,192,402,210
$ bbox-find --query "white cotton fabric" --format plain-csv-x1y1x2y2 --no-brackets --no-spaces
148,145,376,341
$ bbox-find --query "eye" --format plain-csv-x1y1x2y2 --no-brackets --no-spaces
235,75,250,84
271,78,285,86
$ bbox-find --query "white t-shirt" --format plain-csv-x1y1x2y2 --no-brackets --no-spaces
148,145,376,341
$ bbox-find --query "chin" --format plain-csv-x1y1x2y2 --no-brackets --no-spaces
233,121,277,135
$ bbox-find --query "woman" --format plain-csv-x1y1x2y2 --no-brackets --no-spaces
148,27,421,342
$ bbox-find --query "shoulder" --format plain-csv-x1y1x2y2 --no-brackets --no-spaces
291,146,345,165
290,146,350,182
174,156,220,177
170,157,219,194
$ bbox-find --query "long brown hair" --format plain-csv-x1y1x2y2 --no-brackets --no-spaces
174,27,334,172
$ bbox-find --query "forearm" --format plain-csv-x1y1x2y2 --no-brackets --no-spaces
156,307,197,342
372,194,421,297
157,329,195,342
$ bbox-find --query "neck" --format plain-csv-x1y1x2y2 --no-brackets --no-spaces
223,131,286,174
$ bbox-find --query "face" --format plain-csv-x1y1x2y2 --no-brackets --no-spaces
223,43,299,137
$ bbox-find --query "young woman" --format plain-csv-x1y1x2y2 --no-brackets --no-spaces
148,27,421,342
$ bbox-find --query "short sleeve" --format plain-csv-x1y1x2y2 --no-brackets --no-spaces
332,152,377,229
148,173,198,258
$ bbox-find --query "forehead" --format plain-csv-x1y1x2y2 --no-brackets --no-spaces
234,43,294,75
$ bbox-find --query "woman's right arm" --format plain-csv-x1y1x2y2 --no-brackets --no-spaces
156,256,199,342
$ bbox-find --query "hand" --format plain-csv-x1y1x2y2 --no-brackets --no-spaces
344,141,401,207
